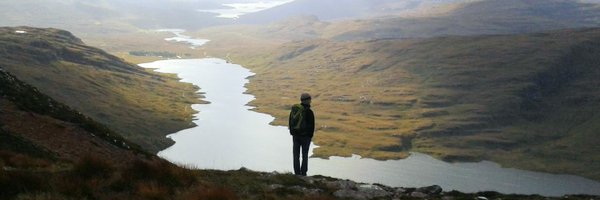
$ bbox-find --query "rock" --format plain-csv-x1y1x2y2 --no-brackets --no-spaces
305,188,323,196
289,185,323,196
394,187,407,194
332,184,392,199
300,176,316,184
334,189,367,200
411,191,428,198
357,184,392,199
326,180,357,190
442,196,455,200
392,187,408,198
267,184,284,191
416,185,443,195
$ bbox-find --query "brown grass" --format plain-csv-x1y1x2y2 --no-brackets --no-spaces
180,186,238,200
73,154,114,179
124,159,197,188
136,181,170,200
0,151,51,169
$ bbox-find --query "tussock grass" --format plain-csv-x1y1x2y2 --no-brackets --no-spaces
73,154,114,179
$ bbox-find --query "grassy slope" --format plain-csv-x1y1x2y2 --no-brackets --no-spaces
196,24,600,181
0,27,200,153
0,68,146,158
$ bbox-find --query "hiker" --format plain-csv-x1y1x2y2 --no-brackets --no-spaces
289,93,315,176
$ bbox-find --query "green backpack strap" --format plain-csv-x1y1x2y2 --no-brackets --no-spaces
291,104,304,130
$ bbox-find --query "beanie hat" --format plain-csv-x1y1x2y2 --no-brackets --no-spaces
300,93,311,101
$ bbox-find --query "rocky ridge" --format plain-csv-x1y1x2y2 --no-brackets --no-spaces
259,172,599,200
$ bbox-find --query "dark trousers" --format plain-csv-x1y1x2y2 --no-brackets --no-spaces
292,136,311,176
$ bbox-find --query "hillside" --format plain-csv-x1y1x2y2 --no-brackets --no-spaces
197,24,600,182
236,0,484,24
0,27,200,153
193,0,600,43
0,69,251,199
0,69,145,159
247,0,600,41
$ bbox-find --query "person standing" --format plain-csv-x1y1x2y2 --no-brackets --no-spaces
288,93,315,176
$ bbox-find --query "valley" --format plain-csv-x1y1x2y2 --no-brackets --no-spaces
5,29,597,199
2,0,600,198
68,0,600,183
192,26,600,181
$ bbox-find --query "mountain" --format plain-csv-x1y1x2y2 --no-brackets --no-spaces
0,68,153,199
0,69,145,160
2,0,598,35
204,0,600,42
0,27,200,153
329,0,600,40
236,0,473,24
0,0,231,33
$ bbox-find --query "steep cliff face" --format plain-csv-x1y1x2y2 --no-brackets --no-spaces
0,27,200,153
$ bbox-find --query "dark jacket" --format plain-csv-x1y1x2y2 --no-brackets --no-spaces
289,103,315,137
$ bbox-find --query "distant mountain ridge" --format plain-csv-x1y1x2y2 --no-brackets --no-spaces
2,0,598,35
204,0,600,43
236,0,473,24
0,27,200,153
327,0,600,40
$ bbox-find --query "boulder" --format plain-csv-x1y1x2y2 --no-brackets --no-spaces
442,196,455,200
334,189,367,200
267,184,284,191
300,176,316,184
289,185,323,196
326,180,357,190
416,185,443,195
411,191,428,198
357,184,392,199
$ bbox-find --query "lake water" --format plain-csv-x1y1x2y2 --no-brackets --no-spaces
197,0,295,19
157,29,209,49
139,58,600,196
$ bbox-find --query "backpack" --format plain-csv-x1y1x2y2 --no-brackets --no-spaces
289,104,306,135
